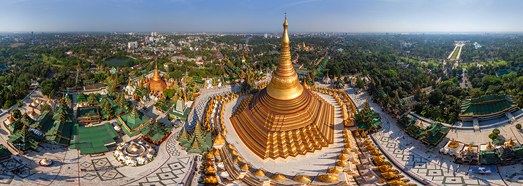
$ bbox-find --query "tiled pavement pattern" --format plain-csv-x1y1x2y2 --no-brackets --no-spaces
0,158,34,184
79,157,125,182
373,135,484,185
343,87,508,186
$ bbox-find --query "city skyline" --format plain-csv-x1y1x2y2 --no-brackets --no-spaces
1,0,523,33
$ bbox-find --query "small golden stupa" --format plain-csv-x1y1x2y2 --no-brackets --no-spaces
252,169,265,177
486,142,494,150
271,173,287,181
448,139,459,149
148,62,167,92
505,138,517,148
229,16,335,159
293,175,312,183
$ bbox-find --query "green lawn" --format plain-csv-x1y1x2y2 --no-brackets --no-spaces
450,45,461,60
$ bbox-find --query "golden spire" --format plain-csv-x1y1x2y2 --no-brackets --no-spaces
486,142,494,150
266,15,304,100
153,61,161,81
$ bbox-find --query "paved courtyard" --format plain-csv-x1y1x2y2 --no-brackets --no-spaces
0,129,196,186
346,87,511,186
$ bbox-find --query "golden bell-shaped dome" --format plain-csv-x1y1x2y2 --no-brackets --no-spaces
317,174,339,183
205,153,214,160
342,148,351,154
240,163,250,171
271,173,287,181
328,166,343,174
338,154,349,161
252,169,265,177
336,160,349,167
149,62,167,92
293,175,312,183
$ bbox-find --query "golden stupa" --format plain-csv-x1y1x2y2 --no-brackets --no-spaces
230,16,335,159
148,62,167,92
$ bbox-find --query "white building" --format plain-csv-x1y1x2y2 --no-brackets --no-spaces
128,42,138,49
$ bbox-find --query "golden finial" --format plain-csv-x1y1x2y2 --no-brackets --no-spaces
486,142,494,150
466,144,474,152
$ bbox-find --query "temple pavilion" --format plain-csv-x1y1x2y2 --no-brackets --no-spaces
459,95,521,122
116,108,152,137
229,16,335,160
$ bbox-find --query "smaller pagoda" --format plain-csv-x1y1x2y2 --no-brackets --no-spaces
178,122,212,153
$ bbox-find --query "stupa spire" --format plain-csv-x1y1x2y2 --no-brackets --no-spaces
266,15,303,100
153,61,161,81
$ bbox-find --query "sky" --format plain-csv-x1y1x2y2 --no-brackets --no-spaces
0,0,522,33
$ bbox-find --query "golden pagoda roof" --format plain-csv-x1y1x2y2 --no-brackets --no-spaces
149,61,167,92
205,153,214,159
448,139,459,149
486,142,494,150
204,175,218,184
8,115,15,122
317,174,339,183
505,138,517,147
266,16,303,100
229,16,335,160
252,169,265,177
271,173,287,181
204,166,216,174
293,175,312,183
213,133,226,146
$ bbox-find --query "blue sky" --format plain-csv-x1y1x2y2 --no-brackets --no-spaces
0,0,522,32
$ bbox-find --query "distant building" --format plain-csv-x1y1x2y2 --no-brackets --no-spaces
128,41,138,49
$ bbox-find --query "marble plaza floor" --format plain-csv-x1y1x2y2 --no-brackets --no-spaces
346,87,509,186
222,92,347,177
0,129,196,186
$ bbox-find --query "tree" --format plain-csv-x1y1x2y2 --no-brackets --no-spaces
87,94,98,106
41,79,58,98
356,77,365,89
493,129,500,135
11,109,22,119
488,133,498,141
163,89,176,99
516,124,522,130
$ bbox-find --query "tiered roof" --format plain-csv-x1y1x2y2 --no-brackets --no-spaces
355,99,382,131
460,95,517,116
116,108,152,137
178,122,212,153
8,125,42,152
142,121,171,144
